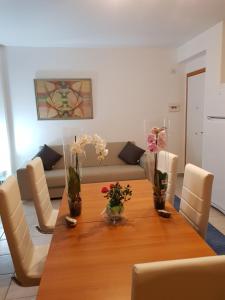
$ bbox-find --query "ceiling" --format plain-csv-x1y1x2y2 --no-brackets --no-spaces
0,0,225,47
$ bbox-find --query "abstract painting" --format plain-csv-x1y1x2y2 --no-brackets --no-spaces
34,79,93,120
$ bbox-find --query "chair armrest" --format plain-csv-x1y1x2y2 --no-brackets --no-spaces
16,168,33,201
139,152,155,182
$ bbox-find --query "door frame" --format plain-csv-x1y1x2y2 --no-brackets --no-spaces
185,68,206,165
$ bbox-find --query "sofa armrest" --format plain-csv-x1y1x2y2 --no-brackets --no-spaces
139,152,154,182
16,168,33,201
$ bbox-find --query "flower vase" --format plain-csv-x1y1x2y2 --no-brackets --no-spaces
153,168,168,210
105,203,124,224
68,192,82,217
153,194,165,210
67,162,82,217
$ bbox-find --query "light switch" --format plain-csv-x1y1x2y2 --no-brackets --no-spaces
169,104,180,112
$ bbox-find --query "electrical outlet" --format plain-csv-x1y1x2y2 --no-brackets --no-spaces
169,104,180,112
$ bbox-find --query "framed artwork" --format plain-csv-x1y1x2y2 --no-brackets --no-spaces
34,79,93,120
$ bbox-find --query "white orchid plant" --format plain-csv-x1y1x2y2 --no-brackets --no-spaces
70,134,108,160
67,134,108,202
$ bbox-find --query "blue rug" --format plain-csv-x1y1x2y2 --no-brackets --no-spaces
174,195,225,255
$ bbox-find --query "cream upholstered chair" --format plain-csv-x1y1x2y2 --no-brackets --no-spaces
179,163,214,239
132,256,225,300
0,176,49,286
157,150,178,204
27,157,58,233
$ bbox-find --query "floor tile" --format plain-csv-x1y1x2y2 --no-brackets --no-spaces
22,201,36,216
0,255,14,275
0,234,6,241
0,274,11,300
0,240,10,255
32,235,52,246
0,229,4,240
0,222,4,240
5,280,38,300
51,199,61,209
175,174,183,198
24,215,38,227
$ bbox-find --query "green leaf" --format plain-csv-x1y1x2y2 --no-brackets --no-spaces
68,166,81,200
154,169,168,191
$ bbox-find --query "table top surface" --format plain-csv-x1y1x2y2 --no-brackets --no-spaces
36,179,215,300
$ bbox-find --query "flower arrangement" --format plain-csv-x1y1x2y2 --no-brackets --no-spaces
101,182,132,221
70,134,109,160
147,127,167,209
67,134,108,217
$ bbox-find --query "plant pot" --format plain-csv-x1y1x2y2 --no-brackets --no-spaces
153,194,165,210
105,203,124,224
68,193,82,217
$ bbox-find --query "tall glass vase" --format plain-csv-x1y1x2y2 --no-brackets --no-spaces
144,119,169,210
67,155,82,217
63,131,82,217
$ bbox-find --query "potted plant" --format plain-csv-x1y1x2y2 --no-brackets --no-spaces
101,182,132,224
147,127,168,210
67,134,108,217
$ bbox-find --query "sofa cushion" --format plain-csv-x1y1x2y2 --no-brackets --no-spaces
45,169,65,188
47,145,65,170
80,142,128,167
34,144,62,170
118,142,145,165
81,165,146,183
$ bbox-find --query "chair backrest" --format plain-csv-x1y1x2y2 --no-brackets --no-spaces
0,176,35,284
157,150,178,204
180,163,214,238
132,256,225,300
27,157,54,230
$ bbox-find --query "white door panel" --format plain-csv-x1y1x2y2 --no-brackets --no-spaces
186,72,205,167
203,119,225,213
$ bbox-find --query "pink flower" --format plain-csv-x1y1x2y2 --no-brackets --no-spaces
147,128,167,153
147,133,156,144
157,130,167,149
147,133,158,152
101,187,109,193
147,143,158,152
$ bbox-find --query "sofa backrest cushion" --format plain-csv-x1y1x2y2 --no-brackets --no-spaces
46,145,65,170
46,142,144,169
80,142,128,167
118,141,145,165
34,144,62,170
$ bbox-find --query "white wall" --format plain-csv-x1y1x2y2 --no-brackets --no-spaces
178,21,225,115
177,21,225,211
0,46,12,176
183,52,206,74
4,47,184,171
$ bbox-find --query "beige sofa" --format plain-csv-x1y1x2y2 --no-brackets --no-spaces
17,142,149,201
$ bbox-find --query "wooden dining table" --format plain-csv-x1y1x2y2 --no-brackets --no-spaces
36,179,215,300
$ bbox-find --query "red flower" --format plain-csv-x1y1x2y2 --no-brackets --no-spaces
101,186,109,193
110,183,115,189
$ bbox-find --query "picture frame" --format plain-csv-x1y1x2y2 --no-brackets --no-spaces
34,79,93,120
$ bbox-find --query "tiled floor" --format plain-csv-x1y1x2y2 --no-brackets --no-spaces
0,176,225,299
